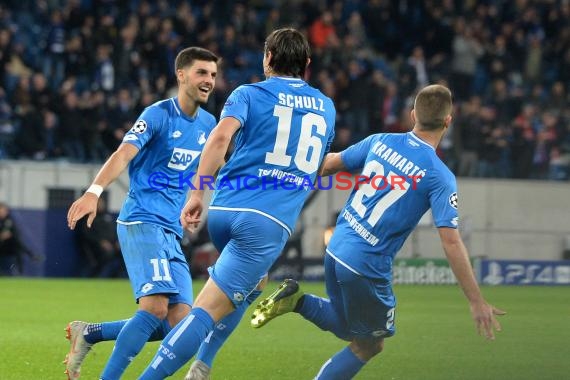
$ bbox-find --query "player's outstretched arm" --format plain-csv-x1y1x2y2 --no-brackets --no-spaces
438,227,506,340
319,153,347,177
181,117,241,232
67,143,139,230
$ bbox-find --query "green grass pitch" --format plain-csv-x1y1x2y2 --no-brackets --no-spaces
0,278,568,379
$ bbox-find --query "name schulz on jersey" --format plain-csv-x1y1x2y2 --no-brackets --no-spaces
278,92,325,111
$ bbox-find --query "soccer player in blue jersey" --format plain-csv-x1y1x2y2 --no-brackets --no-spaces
137,28,336,379
252,84,505,379
64,47,238,380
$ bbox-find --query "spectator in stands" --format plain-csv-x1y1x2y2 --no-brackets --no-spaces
407,46,430,91
0,202,37,276
549,147,570,180
64,34,89,88
343,59,372,141
13,101,44,159
40,110,59,160
457,96,483,177
59,91,86,162
42,9,66,90
484,35,513,83
549,81,567,113
30,73,53,113
309,10,338,50
94,44,114,92
450,18,484,101
81,89,111,162
0,86,14,158
380,81,402,133
512,104,539,178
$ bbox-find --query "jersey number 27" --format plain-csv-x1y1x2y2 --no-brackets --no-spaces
351,160,411,227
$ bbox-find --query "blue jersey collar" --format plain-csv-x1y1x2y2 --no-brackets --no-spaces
172,97,199,121
408,132,435,150
270,76,305,82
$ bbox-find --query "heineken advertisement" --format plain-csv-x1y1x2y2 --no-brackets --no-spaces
392,258,462,285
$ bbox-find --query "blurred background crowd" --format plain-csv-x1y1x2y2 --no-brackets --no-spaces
0,0,569,180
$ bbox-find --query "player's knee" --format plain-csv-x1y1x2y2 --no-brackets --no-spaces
143,305,169,320
139,295,170,320
166,303,191,326
350,338,384,361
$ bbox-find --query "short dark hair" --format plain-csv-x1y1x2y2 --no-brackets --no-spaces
265,28,310,78
414,85,453,131
174,47,219,72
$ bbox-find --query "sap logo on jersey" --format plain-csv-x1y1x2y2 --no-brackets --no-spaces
168,148,201,170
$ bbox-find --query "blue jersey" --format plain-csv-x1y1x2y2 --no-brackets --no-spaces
210,77,336,234
327,132,458,278
117,97,216,237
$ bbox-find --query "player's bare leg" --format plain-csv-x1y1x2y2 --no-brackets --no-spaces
350,337,384,361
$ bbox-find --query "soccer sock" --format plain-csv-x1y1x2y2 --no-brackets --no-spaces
139,308,215,380
297,294,350,340
82,320,128,344
84,318,170,345
196,289,262,367
315,346,366,380
83,323,104,344
99,310,161,380
100,320,128,341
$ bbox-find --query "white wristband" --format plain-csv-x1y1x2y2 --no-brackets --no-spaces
86,184,104,198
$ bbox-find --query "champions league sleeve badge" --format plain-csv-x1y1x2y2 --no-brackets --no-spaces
131,119,148,134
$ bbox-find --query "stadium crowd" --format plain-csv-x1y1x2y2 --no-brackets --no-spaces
0,0,569,180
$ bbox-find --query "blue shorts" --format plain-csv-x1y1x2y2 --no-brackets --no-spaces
325,253,396,339
207,209,289,307
117,223,193,305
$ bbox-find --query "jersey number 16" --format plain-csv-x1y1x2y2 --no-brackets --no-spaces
265,105,327,174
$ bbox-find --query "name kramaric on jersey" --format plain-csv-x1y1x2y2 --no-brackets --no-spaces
371,141,427,180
